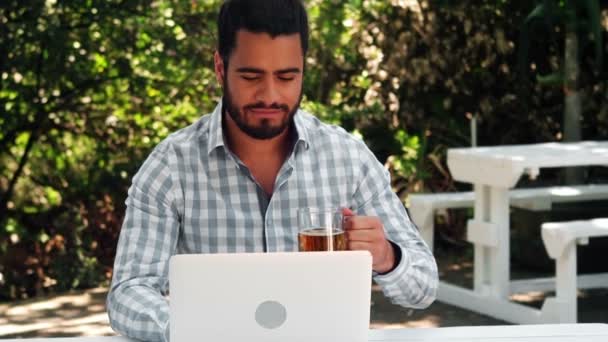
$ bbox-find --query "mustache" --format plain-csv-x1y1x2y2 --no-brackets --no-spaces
243,102,289,112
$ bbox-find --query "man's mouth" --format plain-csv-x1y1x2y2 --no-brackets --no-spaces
248,108,285,117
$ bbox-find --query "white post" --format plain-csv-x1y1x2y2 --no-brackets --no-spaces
471,114,478,147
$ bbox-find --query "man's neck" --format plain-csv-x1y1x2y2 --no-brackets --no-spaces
223,111,294,164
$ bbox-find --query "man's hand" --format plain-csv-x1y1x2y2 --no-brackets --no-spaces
342,208,396,274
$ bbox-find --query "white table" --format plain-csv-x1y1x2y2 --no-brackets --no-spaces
371,324,608,341
2,324,608,342
444,141,608,323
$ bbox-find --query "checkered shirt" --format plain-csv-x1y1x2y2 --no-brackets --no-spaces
106,102,438,342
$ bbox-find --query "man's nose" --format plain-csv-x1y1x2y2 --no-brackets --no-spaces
254,78,280,104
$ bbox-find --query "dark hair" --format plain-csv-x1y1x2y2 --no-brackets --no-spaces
217,0,309,66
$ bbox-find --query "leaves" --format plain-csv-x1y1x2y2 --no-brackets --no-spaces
0,0,220,299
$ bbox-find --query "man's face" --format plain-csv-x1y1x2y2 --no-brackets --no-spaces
215,30,304,140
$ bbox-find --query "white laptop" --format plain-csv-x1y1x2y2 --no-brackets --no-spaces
170,251,372,342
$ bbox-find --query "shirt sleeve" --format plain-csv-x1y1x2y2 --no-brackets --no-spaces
106,144,180,342
351,140,438,309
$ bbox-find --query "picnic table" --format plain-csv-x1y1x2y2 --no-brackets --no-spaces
442,141,608,323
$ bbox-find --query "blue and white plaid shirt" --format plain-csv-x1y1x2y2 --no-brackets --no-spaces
107,102,438,342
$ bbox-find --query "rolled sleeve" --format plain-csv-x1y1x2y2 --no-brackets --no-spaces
373,243,437,308
352,140,438,309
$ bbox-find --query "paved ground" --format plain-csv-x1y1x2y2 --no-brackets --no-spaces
1,248,607,338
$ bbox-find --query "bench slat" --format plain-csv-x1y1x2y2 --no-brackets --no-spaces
542,218,608,259
409,184,608,210
408,184,608,252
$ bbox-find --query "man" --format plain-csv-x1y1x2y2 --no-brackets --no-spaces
107,0,437,341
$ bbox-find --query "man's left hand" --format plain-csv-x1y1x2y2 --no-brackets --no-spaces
342,208,396,274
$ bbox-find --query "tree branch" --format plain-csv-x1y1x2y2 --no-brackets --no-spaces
0,128,38,222
0,122,32,155
0,31,47,223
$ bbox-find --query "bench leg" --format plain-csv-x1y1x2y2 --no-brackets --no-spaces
555,240,578,322
409,205,434,252
489,186,510,298
473,185,490,293
540,240,578,323
419,214,434,253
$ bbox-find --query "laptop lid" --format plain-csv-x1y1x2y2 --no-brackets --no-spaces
170,251,372,342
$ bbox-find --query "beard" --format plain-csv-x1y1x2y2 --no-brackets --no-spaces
222,77,302,140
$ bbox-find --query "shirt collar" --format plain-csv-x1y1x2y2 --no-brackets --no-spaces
293,108,311,151
206,102,225,156
206,100,311,156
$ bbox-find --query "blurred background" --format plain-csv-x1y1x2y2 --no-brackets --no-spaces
1,0,608,337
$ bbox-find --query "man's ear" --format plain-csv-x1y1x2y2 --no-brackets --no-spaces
214,51,225,87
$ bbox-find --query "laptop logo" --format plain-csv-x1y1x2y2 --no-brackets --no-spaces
255,300,287,329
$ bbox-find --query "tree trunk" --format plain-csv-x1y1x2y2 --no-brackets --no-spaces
563,23,584,184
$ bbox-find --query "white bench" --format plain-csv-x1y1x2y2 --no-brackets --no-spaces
408,184,608,251
540,218,608,322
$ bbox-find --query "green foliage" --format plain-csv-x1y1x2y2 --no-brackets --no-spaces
0,0,221,299
1,0,607,300
390,130,421,179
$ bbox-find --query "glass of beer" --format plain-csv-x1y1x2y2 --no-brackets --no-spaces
297,207,346,252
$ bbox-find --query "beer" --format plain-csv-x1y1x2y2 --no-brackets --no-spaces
298,227,347,252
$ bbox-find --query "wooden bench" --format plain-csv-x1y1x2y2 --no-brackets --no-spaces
539,218,608,322
408,184,608,251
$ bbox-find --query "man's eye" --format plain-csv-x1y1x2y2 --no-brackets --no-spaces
278,76,295,81
241,75,260,81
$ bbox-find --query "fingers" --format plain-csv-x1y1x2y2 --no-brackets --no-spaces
345,228,384,242
343,216,381,231
347,240,391,270
341,207,354,217
347,240,373,251
340,212,394,272
343,215,384,242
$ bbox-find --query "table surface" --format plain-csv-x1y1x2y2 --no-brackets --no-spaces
448,141,608,167
448,141,608,187
369,324,608,341
2,324,607,342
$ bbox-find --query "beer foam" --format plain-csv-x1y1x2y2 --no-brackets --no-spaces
299,227,343,236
